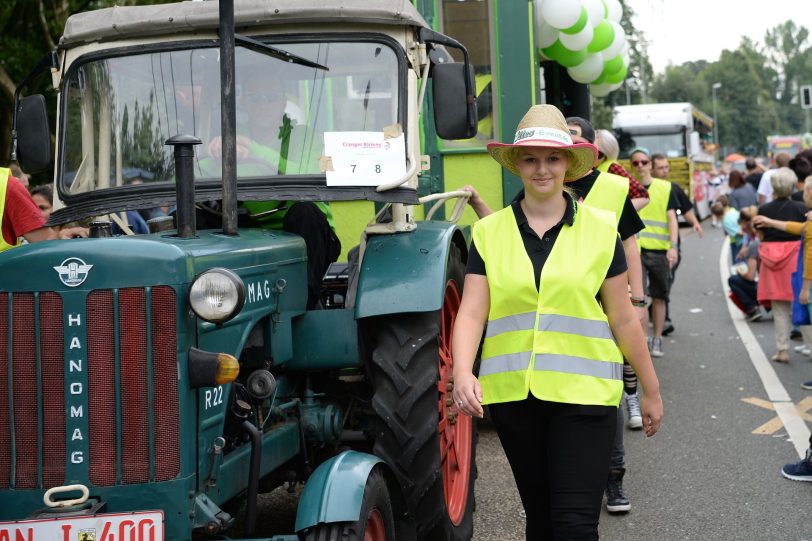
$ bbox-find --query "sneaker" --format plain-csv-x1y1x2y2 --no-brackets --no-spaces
605,468,631,513
802,380,812,390
650,337,664,357
662,321,675,336
781,449,812,482
625,392,643,430
747,306,769,322
794,344,812,355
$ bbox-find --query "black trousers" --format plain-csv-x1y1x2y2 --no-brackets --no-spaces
282,202,341,309
489,396,617,541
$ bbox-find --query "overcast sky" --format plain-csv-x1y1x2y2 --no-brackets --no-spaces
625,0,812,74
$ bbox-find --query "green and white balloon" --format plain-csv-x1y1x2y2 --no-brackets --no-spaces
567,53,604,84
540,0,584,29
602,0,623,23
535,0,629,88
559,21,594,51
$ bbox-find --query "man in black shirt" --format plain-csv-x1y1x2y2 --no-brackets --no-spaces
651,154,704,335
745,157,763,192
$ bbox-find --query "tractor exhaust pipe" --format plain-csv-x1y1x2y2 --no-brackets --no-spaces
165,135,201,238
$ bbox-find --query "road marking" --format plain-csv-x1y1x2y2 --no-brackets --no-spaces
719,240,810,457
742,396,812,434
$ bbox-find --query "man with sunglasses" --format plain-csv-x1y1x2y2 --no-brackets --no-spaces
631,147,680,358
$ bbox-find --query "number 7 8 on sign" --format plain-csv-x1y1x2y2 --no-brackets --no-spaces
324,131,406,187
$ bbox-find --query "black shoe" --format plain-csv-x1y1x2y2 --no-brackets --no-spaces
791,329,803,341
605,468,631,513
662,321,675,336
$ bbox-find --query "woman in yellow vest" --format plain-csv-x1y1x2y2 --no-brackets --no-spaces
451,105,662,540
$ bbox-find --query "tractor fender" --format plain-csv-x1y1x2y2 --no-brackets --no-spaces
294,450,389,532
355,221,469,319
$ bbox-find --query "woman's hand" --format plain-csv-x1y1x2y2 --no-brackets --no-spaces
801,287,810,306
640,391,663,437
752,215,774,229
452,371,484,418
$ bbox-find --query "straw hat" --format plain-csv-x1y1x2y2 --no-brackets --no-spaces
487,105,598,181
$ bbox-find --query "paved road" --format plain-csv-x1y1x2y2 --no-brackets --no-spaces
473,225,812,540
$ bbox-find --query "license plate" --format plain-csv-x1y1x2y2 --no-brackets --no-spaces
0,510,163,541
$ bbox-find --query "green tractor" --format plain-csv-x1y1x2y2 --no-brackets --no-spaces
0,1,479,539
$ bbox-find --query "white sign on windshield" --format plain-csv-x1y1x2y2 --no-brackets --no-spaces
323,131,406,187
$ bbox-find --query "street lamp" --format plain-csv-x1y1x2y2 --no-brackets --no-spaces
712,82,722,151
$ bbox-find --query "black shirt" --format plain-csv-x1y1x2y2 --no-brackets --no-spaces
466,192,627,290
513,170,644,240
671,184,693,214
745,172,762,191
790,190,805,202
758,198,808,242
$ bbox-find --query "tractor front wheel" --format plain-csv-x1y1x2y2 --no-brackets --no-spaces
368,246,476,540
301,468,396,541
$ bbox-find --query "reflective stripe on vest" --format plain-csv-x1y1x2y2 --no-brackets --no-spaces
0,168,19,252
473,201,623,406
638,177,671,250
583,171,628,227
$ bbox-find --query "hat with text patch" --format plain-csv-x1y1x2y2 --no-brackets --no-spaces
487,105,598,181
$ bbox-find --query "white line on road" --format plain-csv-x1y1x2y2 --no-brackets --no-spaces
719,239,810,458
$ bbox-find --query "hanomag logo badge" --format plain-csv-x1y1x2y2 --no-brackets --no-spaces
54,257,93,287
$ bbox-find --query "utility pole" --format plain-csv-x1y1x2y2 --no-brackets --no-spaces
712,82,722,154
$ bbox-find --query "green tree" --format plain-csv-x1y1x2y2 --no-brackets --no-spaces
650,61,709,105
764,21,812,133
704,47,779,155
0,0,166,179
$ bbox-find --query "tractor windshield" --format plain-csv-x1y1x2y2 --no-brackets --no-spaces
61,40,401,195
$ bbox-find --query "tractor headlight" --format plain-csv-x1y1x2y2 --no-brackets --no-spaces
189,268,245,323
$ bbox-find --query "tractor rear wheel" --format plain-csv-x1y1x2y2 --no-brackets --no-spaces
368,246,476,540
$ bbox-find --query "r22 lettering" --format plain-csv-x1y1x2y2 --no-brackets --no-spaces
204,386,223,409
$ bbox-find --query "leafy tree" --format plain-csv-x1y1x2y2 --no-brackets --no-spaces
764,21,812,133
0,0,165,180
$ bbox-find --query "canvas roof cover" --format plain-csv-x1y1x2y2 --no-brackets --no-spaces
60,0,429,48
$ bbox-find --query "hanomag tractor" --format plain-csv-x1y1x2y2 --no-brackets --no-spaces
0,1,479,539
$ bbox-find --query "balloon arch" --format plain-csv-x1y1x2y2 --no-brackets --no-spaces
534,0,629,97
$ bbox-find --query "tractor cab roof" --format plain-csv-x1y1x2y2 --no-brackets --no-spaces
60,0,430,48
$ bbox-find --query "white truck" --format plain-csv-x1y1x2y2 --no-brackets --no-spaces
613,102,715,219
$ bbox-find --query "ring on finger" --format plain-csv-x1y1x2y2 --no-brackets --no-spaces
456,399,463,406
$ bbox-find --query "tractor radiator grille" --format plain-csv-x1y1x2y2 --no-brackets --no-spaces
0,293,66,490
0,287,179,489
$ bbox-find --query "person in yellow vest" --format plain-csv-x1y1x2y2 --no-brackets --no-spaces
594,129,650,211
567,117,648,515
630,147,681,357
452,105,662,539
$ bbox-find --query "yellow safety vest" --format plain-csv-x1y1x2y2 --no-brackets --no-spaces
0,168,20,252
472,202,623,406
583,171,628,226
638,177,671,250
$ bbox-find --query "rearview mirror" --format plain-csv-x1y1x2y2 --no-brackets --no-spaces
14,94,51,173
432,62,477,140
